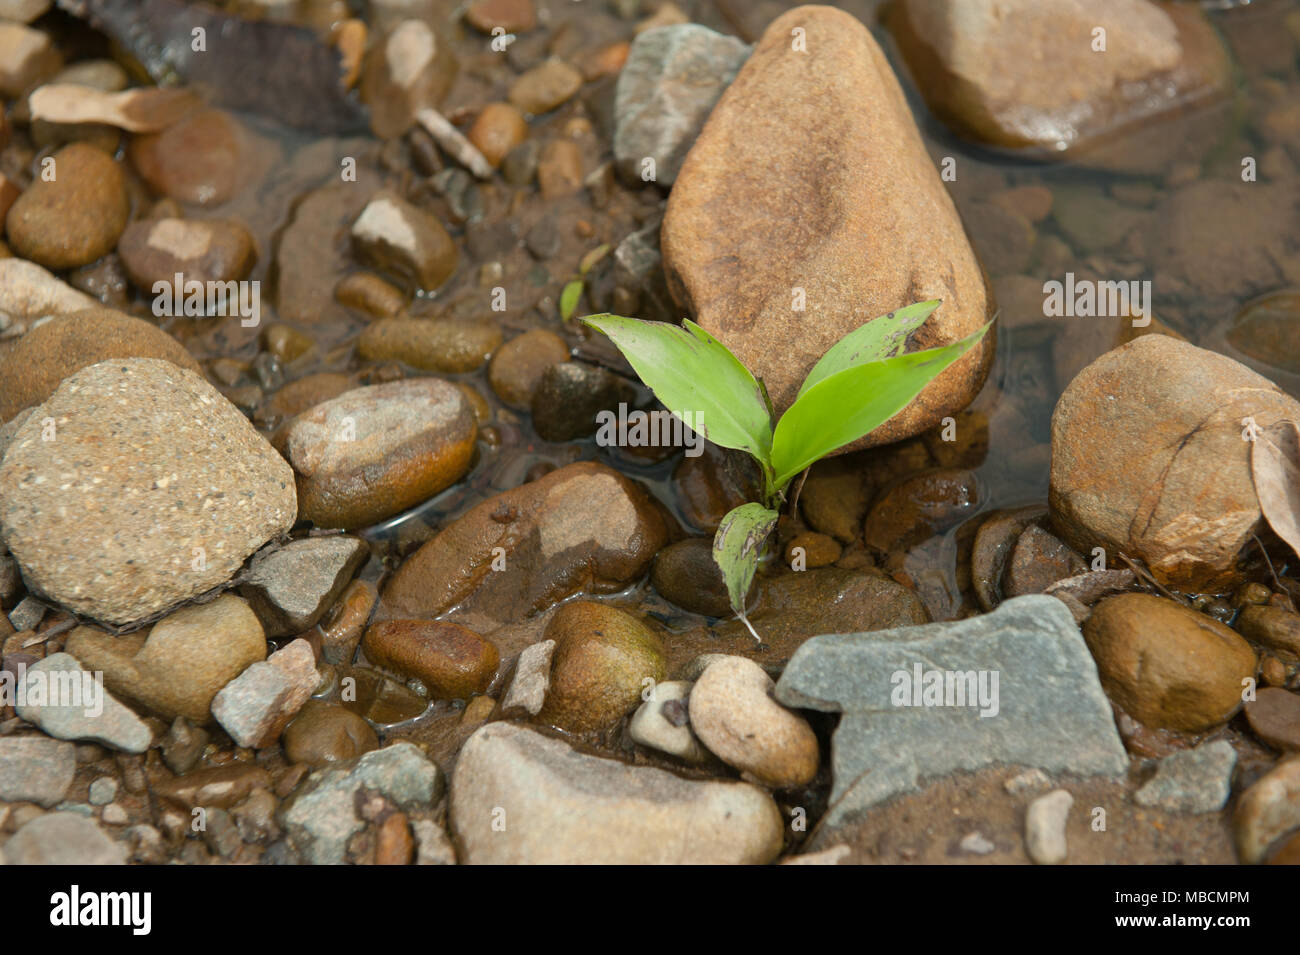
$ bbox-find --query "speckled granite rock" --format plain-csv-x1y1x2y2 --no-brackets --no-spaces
0,358,297,628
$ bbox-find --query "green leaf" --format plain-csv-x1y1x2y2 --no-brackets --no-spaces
770,323,991,489
712,502,779,640
581,314,774,467
797,299,942,399
559,280,584,323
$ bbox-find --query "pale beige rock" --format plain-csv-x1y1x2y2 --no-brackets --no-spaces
64,595,268,723
689,655,818,787
450,722,784,864
1234,757,1300,864
0,359,296,626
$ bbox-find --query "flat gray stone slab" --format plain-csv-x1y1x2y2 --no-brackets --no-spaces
775,595,1129,831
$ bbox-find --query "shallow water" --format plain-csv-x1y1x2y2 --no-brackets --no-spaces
125,0,1300,625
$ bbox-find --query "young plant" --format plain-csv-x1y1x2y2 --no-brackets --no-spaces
582,302,990,640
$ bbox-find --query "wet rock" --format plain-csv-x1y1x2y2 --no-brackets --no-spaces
7,595,43,631
161,717,209,775
650,537,734,617
467,102,528,169
0,258,95,342
15,653,151,753
280,379,477,529
712,567,930,650
240,537,368,637
1148,181,1298,306
672,444,761,533
357,316,501,373
501,139,540,185
129,109,250,206
362,620,499,700
88,777,117,806
863,468,980,553
411,817,457,864
116,217,256,291
785,533,841,570
500,638,554,718
65,595,267,723
530,361,636,441
1042,569,1137,623
1228,290,1300,376
281,742,442,865
628,679,707,764
799,456,871,544
613,23,748,186
0,309,200,422
257,373,356,433
1052,187,1147,254
970,505,1046,612
775,595,1128,831
1025,789,1072,865
508,58,583,115
538,601,665,734
661,6,994,450
1004,525,1085,598
319,579,377,666
1083,594,1256,733
690,655,818,788
1238,604,1300,657
1050,336,1300,591
211,638,318,748
152,763,272,811
466,0,536,33
0,736,74,806
487,328,569,410
6,143,127,270
0,21,60,98
450,721,783,863
964,201,1034,275
0,359,295,627
276,184,370,324
1134,740,1237,813
1245,688,1300,752
335,271,406,320
536,139,584,199
1234,757,1300,864
282,699,379,767
382,461,670,623
5,811,124,865
351,191,458,291
360,19,457,139
333,664,428,725
888,0,1231,170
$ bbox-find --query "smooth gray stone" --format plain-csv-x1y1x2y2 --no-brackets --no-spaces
775,595,1129,831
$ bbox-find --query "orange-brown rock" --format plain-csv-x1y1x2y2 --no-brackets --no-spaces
661,5,994,450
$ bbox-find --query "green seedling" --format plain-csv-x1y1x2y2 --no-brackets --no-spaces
583,301,990,640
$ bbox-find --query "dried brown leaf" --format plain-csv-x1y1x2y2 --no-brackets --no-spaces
1252,419,1300,562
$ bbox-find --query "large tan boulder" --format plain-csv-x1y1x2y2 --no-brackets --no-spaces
1051,335,1300,592
661,5,994,450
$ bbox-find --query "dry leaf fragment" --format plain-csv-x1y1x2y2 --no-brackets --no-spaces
1252,419,1300,562
29,83,200,133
